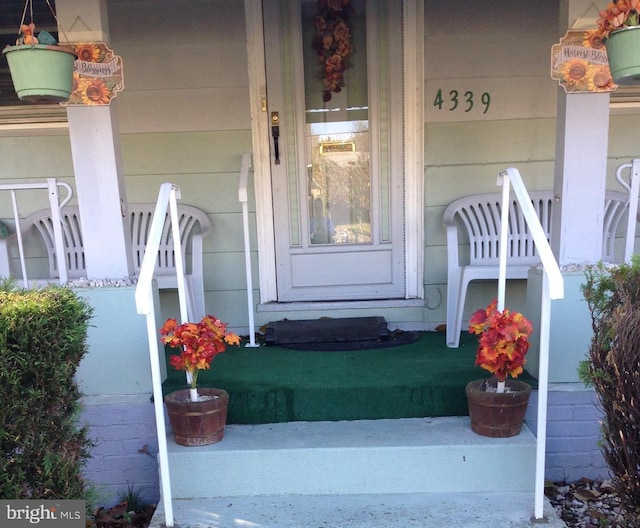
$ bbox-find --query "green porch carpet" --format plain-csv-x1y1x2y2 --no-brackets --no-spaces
161,331,537,425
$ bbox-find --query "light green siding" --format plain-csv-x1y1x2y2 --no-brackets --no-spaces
0,0,639,335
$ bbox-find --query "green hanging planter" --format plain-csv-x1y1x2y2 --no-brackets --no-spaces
2,44,77,103
605,26,640,85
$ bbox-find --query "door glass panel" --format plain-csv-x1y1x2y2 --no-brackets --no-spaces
302,0,370,246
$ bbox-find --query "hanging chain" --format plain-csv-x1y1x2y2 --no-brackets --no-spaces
43,0,71,43
16,0,71,45
17,0,32,35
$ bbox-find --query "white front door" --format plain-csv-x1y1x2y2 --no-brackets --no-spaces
264,0,406,302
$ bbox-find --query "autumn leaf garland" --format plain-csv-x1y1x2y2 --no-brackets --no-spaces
312,0,353,102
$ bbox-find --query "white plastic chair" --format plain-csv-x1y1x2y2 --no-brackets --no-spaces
442,190,628,348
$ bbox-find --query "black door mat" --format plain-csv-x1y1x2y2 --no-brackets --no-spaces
265,316,389,348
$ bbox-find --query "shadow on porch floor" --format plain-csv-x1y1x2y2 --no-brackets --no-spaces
161,331,537,425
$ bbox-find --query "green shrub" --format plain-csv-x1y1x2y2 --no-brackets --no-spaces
582,259,640,526
0,286,94,499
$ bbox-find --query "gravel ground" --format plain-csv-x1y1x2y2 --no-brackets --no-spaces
546,478,632,527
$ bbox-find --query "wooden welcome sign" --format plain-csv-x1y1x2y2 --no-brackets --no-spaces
551,29,617,93
65,42,124,105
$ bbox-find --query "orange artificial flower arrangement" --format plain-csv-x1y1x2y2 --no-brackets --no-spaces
160,315,240,402
596,0,640,40
468,299,533,393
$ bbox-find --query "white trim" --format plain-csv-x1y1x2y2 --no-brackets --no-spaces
403,0,425,299
257,298,425,312
366,0,382,245
290,1,311,244
245,0,278,302
0,105,67,124
0,105,68,133
0,122,68,131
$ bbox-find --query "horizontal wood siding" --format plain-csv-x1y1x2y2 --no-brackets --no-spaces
108,0,254,324
422,0,560,326
1,1,640,331
109,0,249,134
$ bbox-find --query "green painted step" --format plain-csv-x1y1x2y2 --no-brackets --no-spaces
162,331,537,424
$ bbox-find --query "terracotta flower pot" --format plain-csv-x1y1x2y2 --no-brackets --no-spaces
465,379,532,438
164,388,229,446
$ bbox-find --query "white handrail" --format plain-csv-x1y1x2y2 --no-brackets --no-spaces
0,179,73,287
135,182,191,528
497,168,564,521
614,159,640,263
238,153,259,347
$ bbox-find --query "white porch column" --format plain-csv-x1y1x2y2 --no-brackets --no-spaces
58,0,133,278
527,0,608,384
551,0,609,265
551,91,610,264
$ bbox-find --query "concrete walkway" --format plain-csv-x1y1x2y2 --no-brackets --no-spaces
149,491,567,527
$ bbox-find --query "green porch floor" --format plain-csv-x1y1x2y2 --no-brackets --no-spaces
161,331,537,425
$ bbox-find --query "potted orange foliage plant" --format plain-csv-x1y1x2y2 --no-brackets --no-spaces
465,299,533,437
161,315,240,446
595,0,640,84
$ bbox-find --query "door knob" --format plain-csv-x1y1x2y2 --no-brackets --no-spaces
271,112,280,165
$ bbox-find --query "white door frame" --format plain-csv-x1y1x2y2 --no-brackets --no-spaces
244,0,424,304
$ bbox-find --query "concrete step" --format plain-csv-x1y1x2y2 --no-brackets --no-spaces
165,417,536,499
149,492,565,528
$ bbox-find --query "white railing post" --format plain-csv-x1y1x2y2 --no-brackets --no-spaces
616,159,640,263
497,176,510,311
497,168,564,521
140,295,173,527
238,153,259,347
135,182,186,528
46,178,69,284
9,189,29,287
0,180,73,288
167,190,189,326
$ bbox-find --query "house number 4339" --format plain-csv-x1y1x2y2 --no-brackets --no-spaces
433,89,491,114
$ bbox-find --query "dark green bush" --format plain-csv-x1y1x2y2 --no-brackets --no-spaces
0,285,94,499
582,259,640,526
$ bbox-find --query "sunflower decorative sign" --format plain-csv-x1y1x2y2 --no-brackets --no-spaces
66,42,124,105
551,29,617,93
